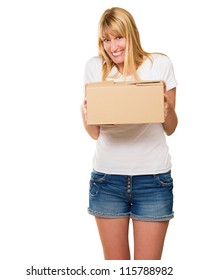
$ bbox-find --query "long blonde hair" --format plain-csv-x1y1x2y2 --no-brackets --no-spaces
98,7,151,80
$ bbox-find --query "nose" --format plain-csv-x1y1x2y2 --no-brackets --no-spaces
110,40,118,52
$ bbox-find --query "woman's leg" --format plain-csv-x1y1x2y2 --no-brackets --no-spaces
133,220,169,260
95,217,130,260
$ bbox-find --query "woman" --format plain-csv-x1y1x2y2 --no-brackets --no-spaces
81,7,177,260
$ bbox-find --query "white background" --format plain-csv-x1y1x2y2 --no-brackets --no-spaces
0,0,198,279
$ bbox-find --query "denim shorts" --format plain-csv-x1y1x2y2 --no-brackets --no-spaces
88,170,174,221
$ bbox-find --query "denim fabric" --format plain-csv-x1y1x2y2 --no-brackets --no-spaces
88,170,174,221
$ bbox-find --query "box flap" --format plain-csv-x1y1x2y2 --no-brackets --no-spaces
87,80,163,88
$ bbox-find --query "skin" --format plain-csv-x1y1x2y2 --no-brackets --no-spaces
102,34,126,73
96,218,169,260
81,33,178,260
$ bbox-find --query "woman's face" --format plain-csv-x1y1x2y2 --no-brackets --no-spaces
102,33,126,72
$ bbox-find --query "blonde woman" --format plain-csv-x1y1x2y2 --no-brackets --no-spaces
81,7,177,260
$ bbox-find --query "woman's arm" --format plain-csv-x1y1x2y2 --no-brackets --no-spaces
162,87,178,136
81,98,100,140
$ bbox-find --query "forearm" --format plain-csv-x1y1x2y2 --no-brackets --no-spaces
162,87,178,136
81,105,100,140
162,108,178,136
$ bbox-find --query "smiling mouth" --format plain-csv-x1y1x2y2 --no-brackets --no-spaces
112,50,123,57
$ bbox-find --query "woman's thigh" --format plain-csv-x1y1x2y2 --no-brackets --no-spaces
133,220,169,260
95,217,131,260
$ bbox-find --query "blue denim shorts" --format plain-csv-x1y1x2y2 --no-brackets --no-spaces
88,170,174,221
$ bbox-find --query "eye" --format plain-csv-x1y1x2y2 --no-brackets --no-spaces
103,38,110,42
117,36,123,40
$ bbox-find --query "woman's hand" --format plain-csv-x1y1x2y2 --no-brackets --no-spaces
81,96,87,121
164,93,174,120
80,85,100,140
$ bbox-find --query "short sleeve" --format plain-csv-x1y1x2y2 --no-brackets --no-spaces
157,55,177,91
84,56,102,84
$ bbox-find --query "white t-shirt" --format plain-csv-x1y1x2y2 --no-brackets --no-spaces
84,54,177,175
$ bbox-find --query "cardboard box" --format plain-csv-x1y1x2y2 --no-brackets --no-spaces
86,80,164,125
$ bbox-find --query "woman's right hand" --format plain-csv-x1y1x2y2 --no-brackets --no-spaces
80,85,100,140
81,96,87,122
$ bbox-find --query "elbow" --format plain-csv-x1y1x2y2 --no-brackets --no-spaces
91,131,100,140
164,119,178,136
165,129,175,136
91,135,99,140
163,110,178,136
88,125,100,140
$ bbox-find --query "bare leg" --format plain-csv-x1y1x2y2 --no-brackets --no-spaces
95,217,130,260
133,220,169,260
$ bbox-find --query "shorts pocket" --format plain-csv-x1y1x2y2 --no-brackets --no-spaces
89,182,99,197
157,171,173,187
90,170,107,182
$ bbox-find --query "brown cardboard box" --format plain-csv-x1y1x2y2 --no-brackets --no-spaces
86,80,164,125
